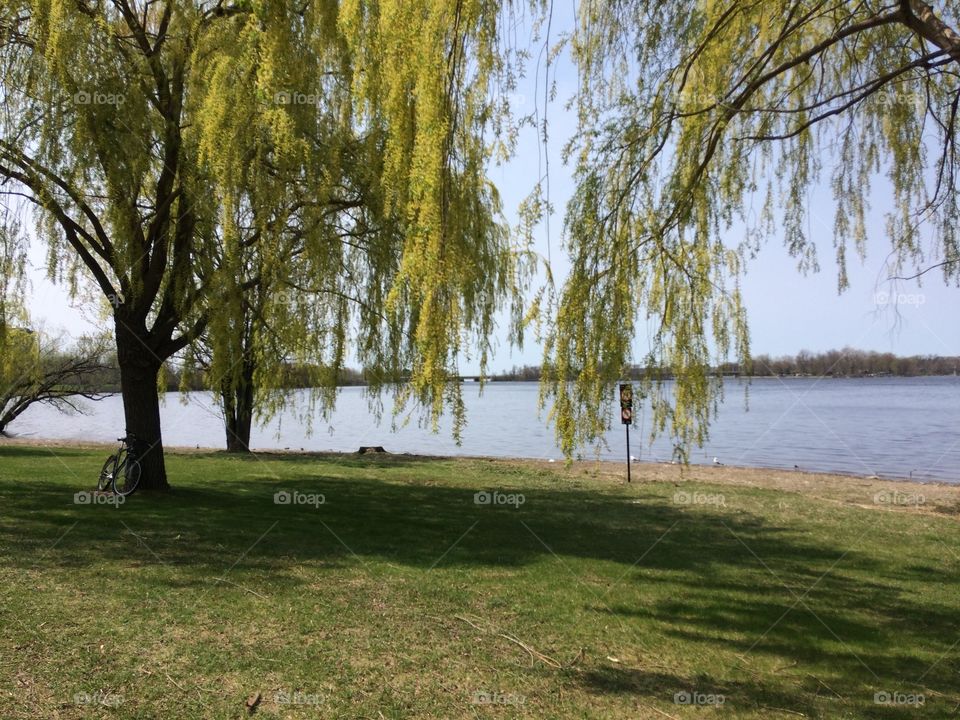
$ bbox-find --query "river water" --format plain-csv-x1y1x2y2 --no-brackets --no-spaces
10,377,960,482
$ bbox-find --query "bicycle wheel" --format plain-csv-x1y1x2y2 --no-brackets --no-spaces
113,457,141,496
97,455,117,492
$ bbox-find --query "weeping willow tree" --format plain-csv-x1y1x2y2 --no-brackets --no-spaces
187,15,400,452
546,0,960,458
187,0,512,451
0,0,528,488
189,121,407,453
193,0,530,451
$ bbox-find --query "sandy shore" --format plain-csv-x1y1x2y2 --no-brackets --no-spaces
2,435,957,517
497,456,960,518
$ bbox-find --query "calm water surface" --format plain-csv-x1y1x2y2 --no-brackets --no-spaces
12,377,960,483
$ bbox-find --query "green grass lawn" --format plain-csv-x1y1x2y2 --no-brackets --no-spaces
0,445,958,718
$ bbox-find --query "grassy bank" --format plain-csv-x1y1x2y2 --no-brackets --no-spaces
0,445,958,718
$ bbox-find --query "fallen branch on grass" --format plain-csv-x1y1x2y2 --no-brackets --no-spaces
639,704,680,719
452,613,577,669
497,631,563,668
760,706,806,717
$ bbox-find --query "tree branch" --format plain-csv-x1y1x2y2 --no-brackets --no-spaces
902,0,960,63
888,258,960,281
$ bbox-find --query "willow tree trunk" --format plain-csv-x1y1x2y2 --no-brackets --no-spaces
115,318,169,491
222,363,254,453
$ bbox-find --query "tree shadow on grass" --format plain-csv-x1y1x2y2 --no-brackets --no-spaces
585,535,960,715
580,665,827,717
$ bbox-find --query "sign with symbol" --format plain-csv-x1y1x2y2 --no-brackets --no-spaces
619,384,633,426
618,383,635,482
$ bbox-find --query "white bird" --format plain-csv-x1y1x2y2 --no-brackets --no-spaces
713,457,723,466
629,455,638,462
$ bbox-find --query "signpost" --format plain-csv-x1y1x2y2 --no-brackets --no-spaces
619,383,633,483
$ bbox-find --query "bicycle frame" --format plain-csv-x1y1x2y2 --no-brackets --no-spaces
98,432,141,496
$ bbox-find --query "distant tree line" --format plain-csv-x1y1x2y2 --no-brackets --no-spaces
492,349,960,382
737,349,960,378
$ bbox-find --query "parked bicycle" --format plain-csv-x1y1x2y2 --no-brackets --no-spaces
97,433,142,497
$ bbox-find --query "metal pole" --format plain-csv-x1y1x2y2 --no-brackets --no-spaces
626,422,631,483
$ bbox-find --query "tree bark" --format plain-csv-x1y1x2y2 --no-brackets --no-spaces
115,317,169,491
222,363,254,453
903,1,960,64
0,396,30,434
